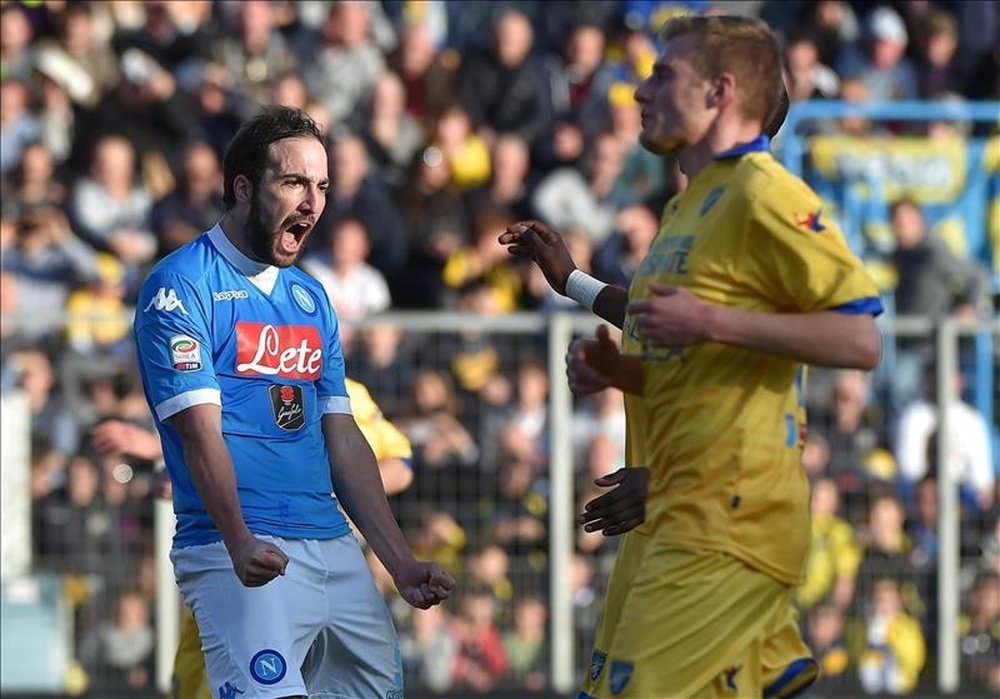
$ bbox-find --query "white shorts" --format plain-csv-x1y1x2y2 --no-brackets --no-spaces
171,534,403,699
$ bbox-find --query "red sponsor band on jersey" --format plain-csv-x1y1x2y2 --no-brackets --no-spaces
236,322,322,379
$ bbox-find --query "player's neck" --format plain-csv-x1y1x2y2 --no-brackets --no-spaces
677,119,764,181
219,212,269,268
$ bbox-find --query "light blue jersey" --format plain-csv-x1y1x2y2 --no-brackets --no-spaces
134,225,352,548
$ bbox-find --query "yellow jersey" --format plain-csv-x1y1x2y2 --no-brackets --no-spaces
623,138,882,586
345,378,413,464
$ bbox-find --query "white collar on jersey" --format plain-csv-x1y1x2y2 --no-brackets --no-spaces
207,223,280,296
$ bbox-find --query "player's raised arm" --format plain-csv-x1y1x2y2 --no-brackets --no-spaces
322,413,454,608
499,220,630,328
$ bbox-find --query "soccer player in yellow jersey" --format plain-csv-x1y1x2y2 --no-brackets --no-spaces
169,378,414,698
500,14,882,699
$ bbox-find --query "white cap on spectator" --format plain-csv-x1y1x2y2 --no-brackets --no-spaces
868,6,908,45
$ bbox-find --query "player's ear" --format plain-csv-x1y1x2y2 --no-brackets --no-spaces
233,174,253,203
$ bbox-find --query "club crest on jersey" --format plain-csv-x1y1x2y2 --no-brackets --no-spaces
795,208,826,232
144,286,188,314
249,649,286,685
700,186,724,216
291,284,316,314
610,660,633,695
590,650,607,681
269,384,305,431
236,322,322,379
169,334,202,371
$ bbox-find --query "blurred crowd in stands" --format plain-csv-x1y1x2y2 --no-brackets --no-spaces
0,0,997,694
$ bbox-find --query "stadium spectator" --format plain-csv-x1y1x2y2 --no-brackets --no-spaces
805,603,852,689
390,21,458,127
348,321,418,419
960,570,1000,692
320,134,408,277
68,134,156,267
305,1,385,126
451,585,509,692
607,83,667,207
429,103,492,191
302,217,391,323
78,589,155,691
456,9,547,148
855,492,923,615
42,2,119,106
531,131,628,245
0,79,41,175
150,141,224,257
916,10,963,100
9,141,67,208
592,204,658,288
399,369,479,472
64,253,131,357
888,198,993,410
836,5,919,102
465,133,535,223
3,348,78,457
856,576,926,695
797,477,862,612
537,23,615,171
399,604,459,693
895,365,995,512
491,458,548,560
355,70,426,189
0,3,36,82
210,0,297,107
785,32,841,103
810,370,892,516
502,595,549,690
466,543,515,622
442,210,522,313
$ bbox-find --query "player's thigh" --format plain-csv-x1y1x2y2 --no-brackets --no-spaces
301,536,403,699
595,547,789,698
172,538,324,698
580,530,649,694
172,605,211,699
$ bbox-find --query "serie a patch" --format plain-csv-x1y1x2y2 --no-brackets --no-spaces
169,335,202,371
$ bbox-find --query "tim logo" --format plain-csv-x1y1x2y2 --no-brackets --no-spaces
144,287,188,314
236,322,322,379
218,682,244,699
794,209,826,232
609,660,633,695
723,664,742,692
249,649,287,685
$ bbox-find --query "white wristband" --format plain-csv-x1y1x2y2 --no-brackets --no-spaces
565,269,608,311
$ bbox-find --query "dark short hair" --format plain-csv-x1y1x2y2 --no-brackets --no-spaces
222,106,324,209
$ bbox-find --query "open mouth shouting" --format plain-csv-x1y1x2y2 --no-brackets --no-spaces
279,218,314,257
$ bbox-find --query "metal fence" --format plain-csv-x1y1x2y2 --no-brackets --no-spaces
1,310,997,697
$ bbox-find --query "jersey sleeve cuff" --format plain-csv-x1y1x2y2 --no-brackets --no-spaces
155,388,222,421
320,395,352,415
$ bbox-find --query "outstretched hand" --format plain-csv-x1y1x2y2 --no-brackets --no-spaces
498,220,576,294
579,467,649,536
627,283,710,348
229,536,289,587
393,559,456,610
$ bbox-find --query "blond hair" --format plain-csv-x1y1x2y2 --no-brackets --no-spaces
659,14,782,125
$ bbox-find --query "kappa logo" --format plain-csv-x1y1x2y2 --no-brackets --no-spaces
249,649,287,685
218,681,245,699
144,287,188,314
213,289,249,302
609,660,633,695
590,650,607,681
